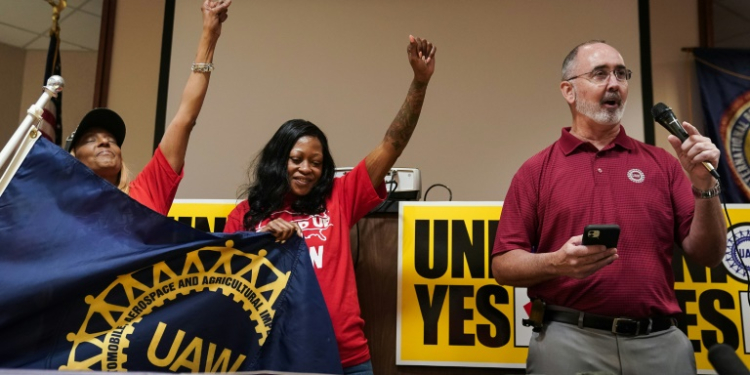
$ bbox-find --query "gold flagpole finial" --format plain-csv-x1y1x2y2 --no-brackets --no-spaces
46,0,67,36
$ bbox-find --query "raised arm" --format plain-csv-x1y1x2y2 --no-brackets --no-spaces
159,0,231,173
364,35,436,187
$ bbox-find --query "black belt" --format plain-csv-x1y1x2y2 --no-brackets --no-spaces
544,309,676,336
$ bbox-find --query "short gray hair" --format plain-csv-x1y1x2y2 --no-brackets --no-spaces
561,40,607,80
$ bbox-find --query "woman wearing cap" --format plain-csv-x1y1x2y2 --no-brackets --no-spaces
67,0,231,216
223,36,436,374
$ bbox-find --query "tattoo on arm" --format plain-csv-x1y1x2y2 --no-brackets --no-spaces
386,80,428,152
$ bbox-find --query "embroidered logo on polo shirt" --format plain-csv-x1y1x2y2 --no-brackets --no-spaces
627,169,645,183
724,224,750,282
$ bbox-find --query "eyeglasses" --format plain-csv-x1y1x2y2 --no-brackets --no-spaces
566,68,632,84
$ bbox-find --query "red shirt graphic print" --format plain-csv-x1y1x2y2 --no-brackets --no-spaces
255,210,333,269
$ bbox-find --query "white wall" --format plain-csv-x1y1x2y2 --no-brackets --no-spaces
650,0,702,156
0,42,96,150
102,0,700,201
19,50,97,142
0,42,25,146
166,0,643,201
106,0,166,179
2,0,703,202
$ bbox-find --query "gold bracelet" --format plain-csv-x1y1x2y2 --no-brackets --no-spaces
191,62,214,73
692,181,721,199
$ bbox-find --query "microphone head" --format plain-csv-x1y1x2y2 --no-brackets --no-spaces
651,102,673,123
708,343,750,375
651,102,688,141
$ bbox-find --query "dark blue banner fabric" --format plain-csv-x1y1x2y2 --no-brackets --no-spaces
694,48,750,203
0,138,342,374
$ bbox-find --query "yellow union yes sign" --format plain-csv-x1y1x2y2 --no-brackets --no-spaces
168,199,239,233
397,202,750,372
398,202,528,369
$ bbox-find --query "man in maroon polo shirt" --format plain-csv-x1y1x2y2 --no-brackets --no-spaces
491,40,726,374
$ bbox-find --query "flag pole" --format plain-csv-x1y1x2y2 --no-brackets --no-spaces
43,0,66,144
0,76,65,169
46,0,67,37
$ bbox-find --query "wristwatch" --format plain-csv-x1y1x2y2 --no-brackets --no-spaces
692,181,721,199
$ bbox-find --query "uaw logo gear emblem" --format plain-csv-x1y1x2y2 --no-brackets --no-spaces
627,169,645,183
60,240,289,372
724,224,750,282
719,90,750,199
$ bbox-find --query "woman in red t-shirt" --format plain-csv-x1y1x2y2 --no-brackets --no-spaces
64,0,231,215
224,36,436,374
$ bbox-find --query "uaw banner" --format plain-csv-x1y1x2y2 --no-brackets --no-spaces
0,133,342,374
694,48,750,203
397,202,750,374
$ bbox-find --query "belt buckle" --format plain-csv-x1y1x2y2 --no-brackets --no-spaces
612,318,641,336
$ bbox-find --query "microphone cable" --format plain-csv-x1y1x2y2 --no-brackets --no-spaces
370,179,399,213
423,183,452,201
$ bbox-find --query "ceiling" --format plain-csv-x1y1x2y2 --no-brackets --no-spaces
0,0,101,51
714,0,750,48
0,0,746,53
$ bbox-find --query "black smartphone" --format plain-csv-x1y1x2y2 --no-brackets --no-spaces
582,224,620,248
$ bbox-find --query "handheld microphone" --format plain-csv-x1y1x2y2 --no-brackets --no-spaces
651,102,720,180
708,343,750,375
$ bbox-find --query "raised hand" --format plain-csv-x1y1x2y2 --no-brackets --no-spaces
408,35,436,84
259,218,303,243
667,122,720,190
363,36,436,187
158,0,231,175
202,0,231,37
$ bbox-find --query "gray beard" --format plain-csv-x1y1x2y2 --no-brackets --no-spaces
575,95,626,126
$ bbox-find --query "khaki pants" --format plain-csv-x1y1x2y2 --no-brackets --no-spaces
526,321,696,375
